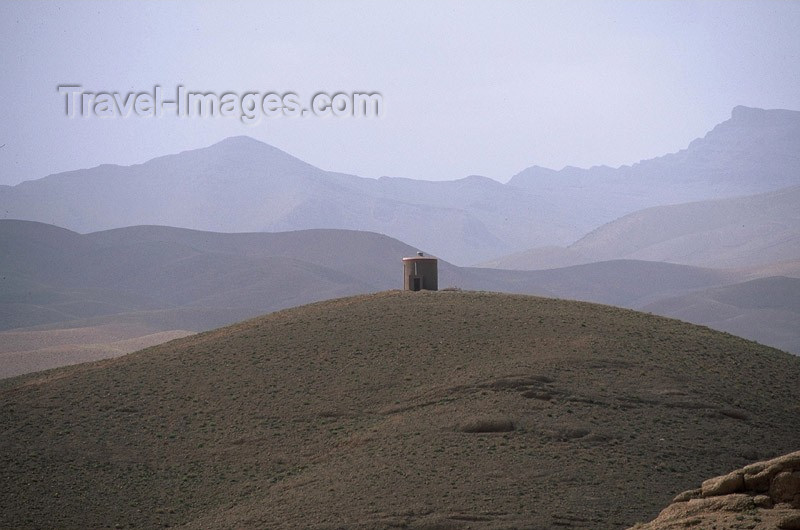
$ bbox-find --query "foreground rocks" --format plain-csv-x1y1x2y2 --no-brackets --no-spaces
631,451,800,529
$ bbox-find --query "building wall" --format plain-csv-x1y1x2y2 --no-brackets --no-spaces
403,258,438,291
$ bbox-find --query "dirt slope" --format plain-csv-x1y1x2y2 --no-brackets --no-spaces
1,291,799,528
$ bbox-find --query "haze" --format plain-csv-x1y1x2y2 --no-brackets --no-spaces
3,3,800,526
1,0,799,186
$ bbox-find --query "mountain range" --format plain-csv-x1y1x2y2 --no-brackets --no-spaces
2,106,799,265
3,105,800,527
2,104,800,377
486,184,800,270
509,106,800,205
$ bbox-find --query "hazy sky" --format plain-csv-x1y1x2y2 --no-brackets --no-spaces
1,0,799,185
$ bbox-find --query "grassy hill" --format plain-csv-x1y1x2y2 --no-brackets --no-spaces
1,291,799,528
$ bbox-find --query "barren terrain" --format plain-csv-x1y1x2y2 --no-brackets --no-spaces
1,291,799,528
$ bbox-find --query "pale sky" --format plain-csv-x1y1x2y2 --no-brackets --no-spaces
1,0,799,185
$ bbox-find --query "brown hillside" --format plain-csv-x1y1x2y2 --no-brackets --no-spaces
1,291,799,528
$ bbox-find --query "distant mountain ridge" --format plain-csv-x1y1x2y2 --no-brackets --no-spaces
2,106,799,264
570,185,800,268
509,106,800,205
0,137,570,264
486,184,800,270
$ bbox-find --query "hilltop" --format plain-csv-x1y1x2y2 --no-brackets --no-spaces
2,291,799,528
4,219,799,381
0,220,720,378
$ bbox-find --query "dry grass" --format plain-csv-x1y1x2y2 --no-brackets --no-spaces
1,290,799,529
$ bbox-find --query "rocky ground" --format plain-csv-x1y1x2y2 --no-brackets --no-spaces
632,451,800,529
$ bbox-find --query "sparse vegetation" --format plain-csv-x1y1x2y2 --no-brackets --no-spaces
1,290,799,528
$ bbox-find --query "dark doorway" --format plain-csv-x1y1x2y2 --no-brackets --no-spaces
412,277,421,291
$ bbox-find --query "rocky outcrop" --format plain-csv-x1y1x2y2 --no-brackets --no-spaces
630,451,800,529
